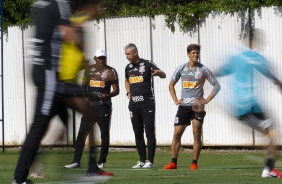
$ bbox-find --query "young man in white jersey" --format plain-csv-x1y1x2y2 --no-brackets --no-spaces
163,44,221,170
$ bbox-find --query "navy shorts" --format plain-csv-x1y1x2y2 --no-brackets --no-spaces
174,106,206,126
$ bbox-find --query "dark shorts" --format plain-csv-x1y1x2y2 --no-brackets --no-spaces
238,112,272,130
56,82,84,97
174,106,206,126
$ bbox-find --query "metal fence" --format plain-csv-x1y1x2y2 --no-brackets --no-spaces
1,8,282,147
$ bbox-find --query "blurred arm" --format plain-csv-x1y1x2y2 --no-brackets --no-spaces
202,81,221,104
215,58,235,77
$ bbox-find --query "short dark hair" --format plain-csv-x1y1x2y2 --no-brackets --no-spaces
187,44,201,53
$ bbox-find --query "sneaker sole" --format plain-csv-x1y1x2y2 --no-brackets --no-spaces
262,173,277,178
64,166,80,169
64,165,80,169
163,168,177,170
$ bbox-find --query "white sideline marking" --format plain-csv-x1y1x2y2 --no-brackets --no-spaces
37,176,111,184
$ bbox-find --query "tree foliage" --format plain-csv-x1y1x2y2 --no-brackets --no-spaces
3,0,33,31
98,0,282,33
3,0,282,33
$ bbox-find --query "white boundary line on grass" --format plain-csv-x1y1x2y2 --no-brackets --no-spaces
36,176,112,184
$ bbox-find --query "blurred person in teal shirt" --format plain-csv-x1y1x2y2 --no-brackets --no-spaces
215,29,282,179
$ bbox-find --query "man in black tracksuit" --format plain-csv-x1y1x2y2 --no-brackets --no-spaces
13,1,113,183
124,43,166,169
13,1,72,183
64,49,119,169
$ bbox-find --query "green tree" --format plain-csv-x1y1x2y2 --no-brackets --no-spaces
3,0,282,33
100,0,282,33
3,0,33,31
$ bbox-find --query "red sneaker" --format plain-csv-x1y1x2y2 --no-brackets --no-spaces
272,168,282,178
87,170,114,176
190,163,198,170
262,168,282,178
97,170,114,176
163,162,177,170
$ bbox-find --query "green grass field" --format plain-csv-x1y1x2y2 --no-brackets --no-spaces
1,148,281,184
